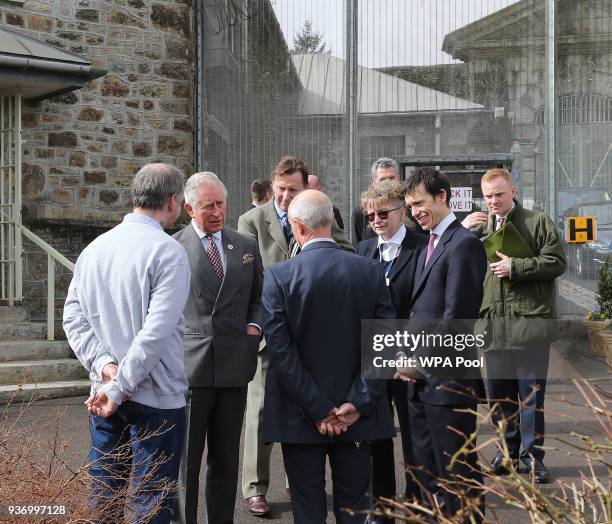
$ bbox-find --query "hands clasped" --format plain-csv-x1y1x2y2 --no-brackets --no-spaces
85,362,119,418
315,403,361,437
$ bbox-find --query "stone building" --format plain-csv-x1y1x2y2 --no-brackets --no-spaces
1,0,609,329
0,0,196,325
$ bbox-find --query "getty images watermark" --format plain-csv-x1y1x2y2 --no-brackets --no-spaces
360,319,606,381
371,329,487,371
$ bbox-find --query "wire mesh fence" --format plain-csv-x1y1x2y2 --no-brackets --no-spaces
197,0,612,317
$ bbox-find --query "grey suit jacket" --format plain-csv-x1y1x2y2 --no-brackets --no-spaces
173,224,264,387
237,199,353,270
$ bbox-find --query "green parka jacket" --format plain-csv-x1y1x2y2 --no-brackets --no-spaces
472,201,566,350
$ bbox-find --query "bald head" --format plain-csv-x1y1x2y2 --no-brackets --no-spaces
307,175,322,191
288,190,334,244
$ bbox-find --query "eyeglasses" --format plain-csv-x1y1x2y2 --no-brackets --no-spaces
365,206,403,222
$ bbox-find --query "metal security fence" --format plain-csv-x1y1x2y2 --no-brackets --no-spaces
0,94,22,302
196,0,612,317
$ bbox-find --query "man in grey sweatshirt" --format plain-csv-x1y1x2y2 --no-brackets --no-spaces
63,163,191,524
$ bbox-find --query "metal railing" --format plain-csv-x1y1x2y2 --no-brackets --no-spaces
21,226,74,341
1,92,75,341
0,94,22,303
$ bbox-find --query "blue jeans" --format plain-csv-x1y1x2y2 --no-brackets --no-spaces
87,400,186,524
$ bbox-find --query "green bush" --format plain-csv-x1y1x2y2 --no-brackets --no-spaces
587,256,612,322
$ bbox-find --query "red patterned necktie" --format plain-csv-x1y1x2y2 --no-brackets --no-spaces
206,235,224,280
497,217,505,229
425,233,438,266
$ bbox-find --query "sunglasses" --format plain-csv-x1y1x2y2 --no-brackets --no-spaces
365,206,403,222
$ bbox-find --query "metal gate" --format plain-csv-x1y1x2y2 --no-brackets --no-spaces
0,94,22,302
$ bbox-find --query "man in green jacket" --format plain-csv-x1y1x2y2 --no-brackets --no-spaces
468,168,566,483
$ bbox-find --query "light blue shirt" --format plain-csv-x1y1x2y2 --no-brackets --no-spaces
274,199,288,226
191,220,226,270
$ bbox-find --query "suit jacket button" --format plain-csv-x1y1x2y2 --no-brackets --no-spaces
410,312,415,318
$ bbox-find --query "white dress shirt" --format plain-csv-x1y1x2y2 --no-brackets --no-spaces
431,212,457,249
495,203,515,230
377,225,405,262
191,220,226,270
302,237,336,249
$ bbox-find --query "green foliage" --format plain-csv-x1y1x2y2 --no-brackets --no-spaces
588,256,612,321
291,19,329,54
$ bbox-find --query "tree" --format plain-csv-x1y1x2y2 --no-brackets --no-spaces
291,19,329,54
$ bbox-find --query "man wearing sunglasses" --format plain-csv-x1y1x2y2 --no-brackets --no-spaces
356,181,427,520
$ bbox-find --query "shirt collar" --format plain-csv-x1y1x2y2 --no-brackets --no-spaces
302,237,336,249
124,212,163,230
496,202,516,220
191,220,222,241
431,212,457,238
273,199,286,220
377,225,406,248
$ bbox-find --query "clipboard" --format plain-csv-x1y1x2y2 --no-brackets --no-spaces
482,221,534,263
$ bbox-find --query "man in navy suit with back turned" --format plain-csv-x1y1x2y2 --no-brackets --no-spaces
262,189,396,524
401,167,487,521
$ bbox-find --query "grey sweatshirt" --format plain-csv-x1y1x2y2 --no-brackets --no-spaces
63,213,190,409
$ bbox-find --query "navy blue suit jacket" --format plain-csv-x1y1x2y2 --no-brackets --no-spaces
408,220,487,405
356,227,428,318
262,240,396,443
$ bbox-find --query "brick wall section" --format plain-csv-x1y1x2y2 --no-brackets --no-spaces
1,0,196,227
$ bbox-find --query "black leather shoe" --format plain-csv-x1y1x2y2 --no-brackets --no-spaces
521,458,550,483
491,452,519,475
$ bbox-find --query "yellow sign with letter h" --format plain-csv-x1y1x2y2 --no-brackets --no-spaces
565,216,596,243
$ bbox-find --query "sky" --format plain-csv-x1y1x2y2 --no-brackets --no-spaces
271,0,521,67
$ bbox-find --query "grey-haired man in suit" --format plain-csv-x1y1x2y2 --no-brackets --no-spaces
172,172,264,524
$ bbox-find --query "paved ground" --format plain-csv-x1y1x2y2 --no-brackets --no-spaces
3,359,610,523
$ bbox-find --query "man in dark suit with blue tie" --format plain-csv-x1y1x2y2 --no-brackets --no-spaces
262,189,396,524
401,167,487,521
356,180,427,511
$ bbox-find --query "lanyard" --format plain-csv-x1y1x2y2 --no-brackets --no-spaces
380,247,400,286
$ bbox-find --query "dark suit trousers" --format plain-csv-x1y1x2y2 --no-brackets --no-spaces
371,380,421,505
408,400,484,519
174,387,247,524
485,345,550,461
282,441,372,524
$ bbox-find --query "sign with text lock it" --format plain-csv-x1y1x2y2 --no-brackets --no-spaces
566,216,596,243
449,187,473,212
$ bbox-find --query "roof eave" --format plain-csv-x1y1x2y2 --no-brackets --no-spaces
0,56,106,101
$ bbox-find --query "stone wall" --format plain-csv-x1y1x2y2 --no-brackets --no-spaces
0,0,196,320
1,0,196,228
22,224,106,337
